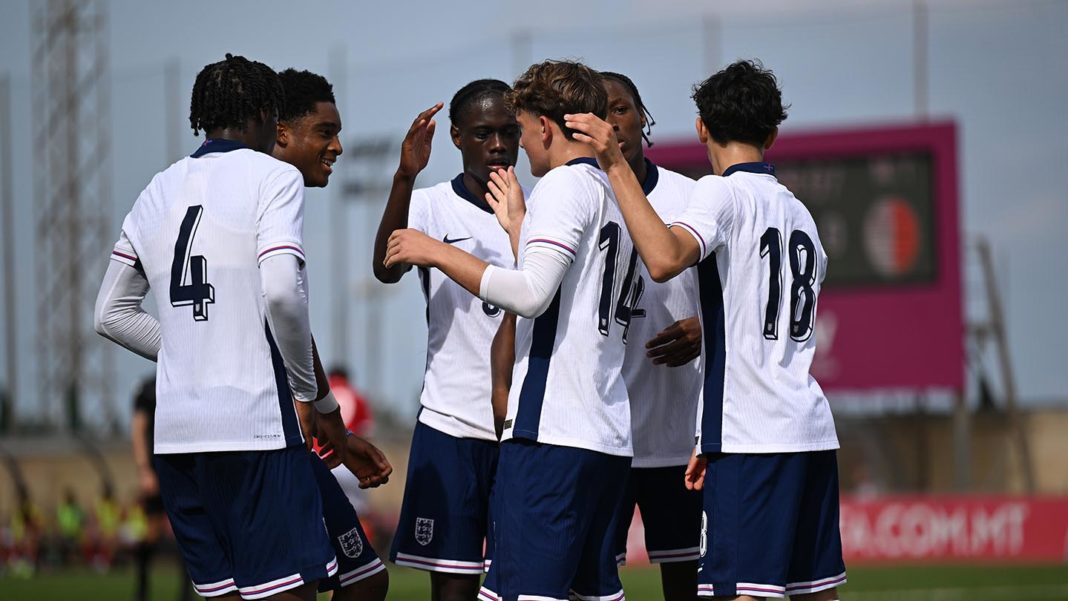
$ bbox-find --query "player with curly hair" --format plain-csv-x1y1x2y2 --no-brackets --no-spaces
567,59,845,601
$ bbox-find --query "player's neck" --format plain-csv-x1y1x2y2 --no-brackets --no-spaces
628,153,648,185
709,141,766,176
204,127,259,149
548,139,597,170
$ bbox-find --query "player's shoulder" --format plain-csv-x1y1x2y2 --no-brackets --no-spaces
534,160,601,198
652,164,697,191
690,174,736,205
237,149,303,182
414,179,458,202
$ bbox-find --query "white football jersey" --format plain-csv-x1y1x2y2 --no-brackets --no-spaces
671,162,839,454
502,158,635,457
110,139,309,454
622,163,703,468
408,176,514,441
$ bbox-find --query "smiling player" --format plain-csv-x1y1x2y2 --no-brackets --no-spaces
272,67,390,601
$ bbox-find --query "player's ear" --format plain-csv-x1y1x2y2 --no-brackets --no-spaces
275,122,290,148
695,117,709,145
538,115,552,147
764,127,778,151
451,125,462,149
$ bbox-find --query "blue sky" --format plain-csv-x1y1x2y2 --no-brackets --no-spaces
1,0,1065,426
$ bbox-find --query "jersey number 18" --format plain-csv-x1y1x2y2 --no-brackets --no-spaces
759,227,816,342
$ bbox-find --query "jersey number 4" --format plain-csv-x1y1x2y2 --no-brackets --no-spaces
170,205,215,321
759,227,816,342
597,221,644,343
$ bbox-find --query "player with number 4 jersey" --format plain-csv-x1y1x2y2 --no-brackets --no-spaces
567,60,845,601
94,55,348,601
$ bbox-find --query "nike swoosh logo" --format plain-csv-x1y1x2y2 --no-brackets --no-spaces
443,235,472,244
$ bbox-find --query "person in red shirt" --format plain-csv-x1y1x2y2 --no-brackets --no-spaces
329,367,374,437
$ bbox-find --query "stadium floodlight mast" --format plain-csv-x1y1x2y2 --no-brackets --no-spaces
32,0,116,434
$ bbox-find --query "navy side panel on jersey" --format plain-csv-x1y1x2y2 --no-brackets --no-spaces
698,255,727,454
513,290,563,441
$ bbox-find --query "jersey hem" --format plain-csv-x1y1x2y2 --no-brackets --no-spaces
154,440,292,454
417,409,498,442
506,431,633,458
701,440,840,454
630,455,693,469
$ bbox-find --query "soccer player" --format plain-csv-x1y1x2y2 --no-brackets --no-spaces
384,60,635,601
94,54,358,600
271,67,389,601
370,79,518,601
600,71,705,601
566,60,845,600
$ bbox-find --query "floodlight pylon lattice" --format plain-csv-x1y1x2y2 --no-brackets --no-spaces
32,0,115,433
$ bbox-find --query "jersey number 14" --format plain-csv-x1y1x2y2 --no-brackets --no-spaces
170,205,215,321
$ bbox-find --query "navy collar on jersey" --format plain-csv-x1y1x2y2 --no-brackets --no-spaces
566,156,601,169
450,173,494,214
722,162,775,178
641,158,659,195
191,138,248,158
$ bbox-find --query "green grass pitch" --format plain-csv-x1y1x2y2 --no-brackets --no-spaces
2,563,1067,600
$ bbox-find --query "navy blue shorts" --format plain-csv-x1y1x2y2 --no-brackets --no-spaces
615,465,702,565
480,439,631,601
310,454,385,591
697,450,846,598
390,421,499,574
155,445,337,599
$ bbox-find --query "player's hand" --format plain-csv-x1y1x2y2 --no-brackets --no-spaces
138,466,159,496
564,112,627,172
341,435,393,489
646,316,702,367
486,166,526,236
384,228,440,269
314,406,350,467
294,399,317,452
685,451,708,491
397,103,443,179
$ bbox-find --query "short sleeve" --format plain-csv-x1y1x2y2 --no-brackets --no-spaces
670,175,735,262
256,166,306,265
407,188,432,234
521,168,593,263
110,222,139,267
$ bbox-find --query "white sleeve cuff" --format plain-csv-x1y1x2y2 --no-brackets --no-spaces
313,391,340,414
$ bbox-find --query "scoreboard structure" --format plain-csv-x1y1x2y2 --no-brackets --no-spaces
648,121,963,393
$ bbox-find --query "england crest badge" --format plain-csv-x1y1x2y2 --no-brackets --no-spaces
415,517,434,546
338,527,364,558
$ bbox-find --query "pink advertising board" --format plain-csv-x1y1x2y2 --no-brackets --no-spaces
648,122,963,392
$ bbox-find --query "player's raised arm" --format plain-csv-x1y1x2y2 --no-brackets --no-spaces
372,103,444,283
565,113,700,282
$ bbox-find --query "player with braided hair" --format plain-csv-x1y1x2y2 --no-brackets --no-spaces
371,78,520,601
599,70,705,601
93,54,388,600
